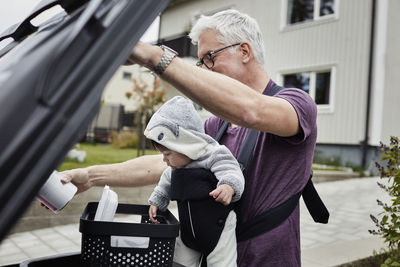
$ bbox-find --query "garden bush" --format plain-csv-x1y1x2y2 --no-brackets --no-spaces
369,136,400,266
110,130,139,149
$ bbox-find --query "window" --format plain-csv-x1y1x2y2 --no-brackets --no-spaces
122,71,132,80
319,0,335,16
287,0,335,25
282,73,310,94
315,71,330,105
283,70,332,107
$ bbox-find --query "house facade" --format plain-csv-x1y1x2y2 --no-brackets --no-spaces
157,0,399,171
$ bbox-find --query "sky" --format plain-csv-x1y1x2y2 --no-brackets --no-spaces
0,0,159,43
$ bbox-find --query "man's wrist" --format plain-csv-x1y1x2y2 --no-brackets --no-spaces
86,166,104,187
153,45,178,76
147,45,164,70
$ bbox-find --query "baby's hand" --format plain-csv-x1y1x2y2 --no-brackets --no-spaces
209,184,234,206
149,205,160,224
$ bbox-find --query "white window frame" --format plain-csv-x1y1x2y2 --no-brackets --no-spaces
281,0,339,30
277,65,336,114
314,0,337,21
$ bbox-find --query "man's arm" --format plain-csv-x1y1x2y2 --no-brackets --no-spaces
129,42,299,137
62,154,167,193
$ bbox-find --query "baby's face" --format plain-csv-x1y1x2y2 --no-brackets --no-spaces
161,150,191,169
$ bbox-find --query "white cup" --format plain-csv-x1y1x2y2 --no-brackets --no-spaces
36,170,77,213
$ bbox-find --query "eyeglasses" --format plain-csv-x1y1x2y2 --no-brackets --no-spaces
196,43,240,69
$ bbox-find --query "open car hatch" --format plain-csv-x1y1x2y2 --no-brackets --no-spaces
0,0,169,242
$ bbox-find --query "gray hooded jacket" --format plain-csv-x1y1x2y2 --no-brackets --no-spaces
145,96,245,211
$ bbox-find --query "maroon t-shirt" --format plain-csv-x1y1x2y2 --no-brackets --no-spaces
204,80,317,267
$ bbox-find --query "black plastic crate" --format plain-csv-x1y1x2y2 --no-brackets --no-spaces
79,203,180,266
18,252,184,267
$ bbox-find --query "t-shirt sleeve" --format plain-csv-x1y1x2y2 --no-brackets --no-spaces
275,88,317,144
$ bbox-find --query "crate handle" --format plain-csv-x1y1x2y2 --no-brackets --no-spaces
110,236,150,249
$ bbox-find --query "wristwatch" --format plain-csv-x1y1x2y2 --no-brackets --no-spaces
153,45,178,76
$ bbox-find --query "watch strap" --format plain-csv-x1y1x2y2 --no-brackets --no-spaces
154,45,178,76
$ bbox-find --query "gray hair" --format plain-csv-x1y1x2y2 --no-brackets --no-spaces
189,9,265,65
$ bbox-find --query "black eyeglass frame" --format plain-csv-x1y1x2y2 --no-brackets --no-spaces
196,43,241,69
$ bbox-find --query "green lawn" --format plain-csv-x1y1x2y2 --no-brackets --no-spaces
58,143,159,172
60,143,357,174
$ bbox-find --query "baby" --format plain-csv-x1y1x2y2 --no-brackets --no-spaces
145,96,244,267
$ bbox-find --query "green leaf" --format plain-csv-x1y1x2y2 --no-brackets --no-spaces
386,258,393,264
383,216,389,223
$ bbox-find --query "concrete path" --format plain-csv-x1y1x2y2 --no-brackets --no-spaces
300,177,389,266
0,177,390,266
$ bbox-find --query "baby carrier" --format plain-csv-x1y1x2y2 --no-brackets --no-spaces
170,168,233,265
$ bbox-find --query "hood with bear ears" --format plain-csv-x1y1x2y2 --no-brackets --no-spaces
144,96,216,160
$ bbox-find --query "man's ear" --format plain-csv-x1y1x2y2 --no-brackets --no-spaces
239,42,252,63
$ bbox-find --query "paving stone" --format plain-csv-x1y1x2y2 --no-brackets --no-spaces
0,241,20,256
316,229,336,236
23,244,55,258
32,228,57,236
10,232,38,243
55,246,80,253
15,239,44,249
0,252,29,265
36,232,64,242
300,237,317,249
46,238,76,250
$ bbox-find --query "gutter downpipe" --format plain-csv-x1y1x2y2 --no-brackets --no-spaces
361,0,376,169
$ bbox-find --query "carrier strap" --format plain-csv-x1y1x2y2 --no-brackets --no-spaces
214,83,329,243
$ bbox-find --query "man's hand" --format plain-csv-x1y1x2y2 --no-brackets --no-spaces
149,205,160,224
123,41,163,69
60,168,92,194
123,41,146,66
40,168,90,211
209,184,235,206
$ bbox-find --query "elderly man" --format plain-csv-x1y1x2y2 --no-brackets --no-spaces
64,9,317,266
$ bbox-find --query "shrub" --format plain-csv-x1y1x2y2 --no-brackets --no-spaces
370,136,400,266
110,130,139,149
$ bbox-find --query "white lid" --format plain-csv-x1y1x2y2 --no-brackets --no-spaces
94,185,118,221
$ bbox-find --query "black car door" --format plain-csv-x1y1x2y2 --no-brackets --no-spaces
0,0,169,242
